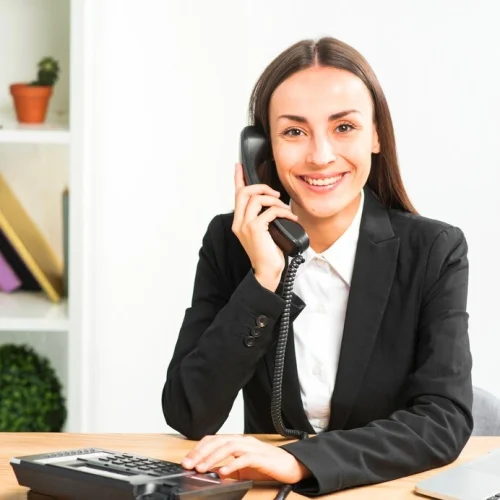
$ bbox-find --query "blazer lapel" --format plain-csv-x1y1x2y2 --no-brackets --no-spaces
328,188,400,430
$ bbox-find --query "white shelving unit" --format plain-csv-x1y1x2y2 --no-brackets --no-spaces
0,0,86,432
0,292,68,332
0,114,69,145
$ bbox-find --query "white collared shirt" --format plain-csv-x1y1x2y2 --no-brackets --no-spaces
291,190,364,433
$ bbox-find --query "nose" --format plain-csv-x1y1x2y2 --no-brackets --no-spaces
306,133,336,167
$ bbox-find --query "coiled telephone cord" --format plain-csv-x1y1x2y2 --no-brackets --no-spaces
270,253,308,500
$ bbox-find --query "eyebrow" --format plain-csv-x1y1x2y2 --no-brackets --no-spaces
277,110,361,123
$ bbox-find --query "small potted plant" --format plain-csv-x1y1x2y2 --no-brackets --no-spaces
10,56,60,124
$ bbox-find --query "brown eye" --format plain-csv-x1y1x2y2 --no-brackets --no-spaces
283,128,304,137
336,123,354,133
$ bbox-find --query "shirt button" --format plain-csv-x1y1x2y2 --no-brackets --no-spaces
316,303,326,314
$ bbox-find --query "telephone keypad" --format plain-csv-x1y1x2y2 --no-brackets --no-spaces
79,452,188,477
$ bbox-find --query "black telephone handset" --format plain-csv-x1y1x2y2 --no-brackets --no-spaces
239,126,310,256
240,126,309,500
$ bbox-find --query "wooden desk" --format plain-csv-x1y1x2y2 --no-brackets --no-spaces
1,434,499,499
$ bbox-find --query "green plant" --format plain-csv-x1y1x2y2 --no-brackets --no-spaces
0,344,66,431
30,57,60,87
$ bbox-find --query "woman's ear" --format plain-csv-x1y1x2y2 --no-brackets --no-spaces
372,127,380,154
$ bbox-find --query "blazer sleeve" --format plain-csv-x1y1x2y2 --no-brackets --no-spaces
281,226,473,496
162,215,286,439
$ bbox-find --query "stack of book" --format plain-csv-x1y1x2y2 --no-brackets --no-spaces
0,174,68,303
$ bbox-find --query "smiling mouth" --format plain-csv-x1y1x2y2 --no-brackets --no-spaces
299,173,348,186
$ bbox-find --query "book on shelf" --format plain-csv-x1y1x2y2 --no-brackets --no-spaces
0,228,42,292
0,249,22,292
0,173,63,302
62,187,69,297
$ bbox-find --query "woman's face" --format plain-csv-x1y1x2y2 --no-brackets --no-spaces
268,66,380,220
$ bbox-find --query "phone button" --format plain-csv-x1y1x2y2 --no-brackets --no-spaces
205,471,220,479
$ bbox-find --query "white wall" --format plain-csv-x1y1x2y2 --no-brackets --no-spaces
82,0,500,433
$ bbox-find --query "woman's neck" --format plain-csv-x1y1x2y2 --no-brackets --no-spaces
292,193,362,254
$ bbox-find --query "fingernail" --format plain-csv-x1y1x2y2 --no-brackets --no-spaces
220,466,228,474
197,462,207,472
182,459,193,468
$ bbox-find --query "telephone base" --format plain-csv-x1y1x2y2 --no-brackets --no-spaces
26,489,248,500
12,447,252,500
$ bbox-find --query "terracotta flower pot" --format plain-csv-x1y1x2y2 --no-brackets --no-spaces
10,83,53,124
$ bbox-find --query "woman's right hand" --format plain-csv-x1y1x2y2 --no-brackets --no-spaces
231,163,299,292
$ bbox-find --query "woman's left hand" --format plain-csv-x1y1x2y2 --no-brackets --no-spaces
181,435,311,483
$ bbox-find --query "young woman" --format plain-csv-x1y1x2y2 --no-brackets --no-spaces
161,37,473,497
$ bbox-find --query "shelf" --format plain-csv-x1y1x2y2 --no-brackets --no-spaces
0,291,68,332
0,113,69,145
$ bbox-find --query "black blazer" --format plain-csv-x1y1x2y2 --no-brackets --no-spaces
162,187,473,497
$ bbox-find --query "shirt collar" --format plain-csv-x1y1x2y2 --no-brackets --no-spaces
293,190,364,286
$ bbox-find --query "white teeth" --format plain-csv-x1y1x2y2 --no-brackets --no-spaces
302,174,344,186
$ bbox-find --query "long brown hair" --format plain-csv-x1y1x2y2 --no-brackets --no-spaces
248,37,417,214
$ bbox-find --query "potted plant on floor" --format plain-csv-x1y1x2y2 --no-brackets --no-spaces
10,56,60,124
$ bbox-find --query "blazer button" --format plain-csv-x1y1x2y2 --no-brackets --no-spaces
244,336,255,347
255,315,268,328
251,326,262,338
